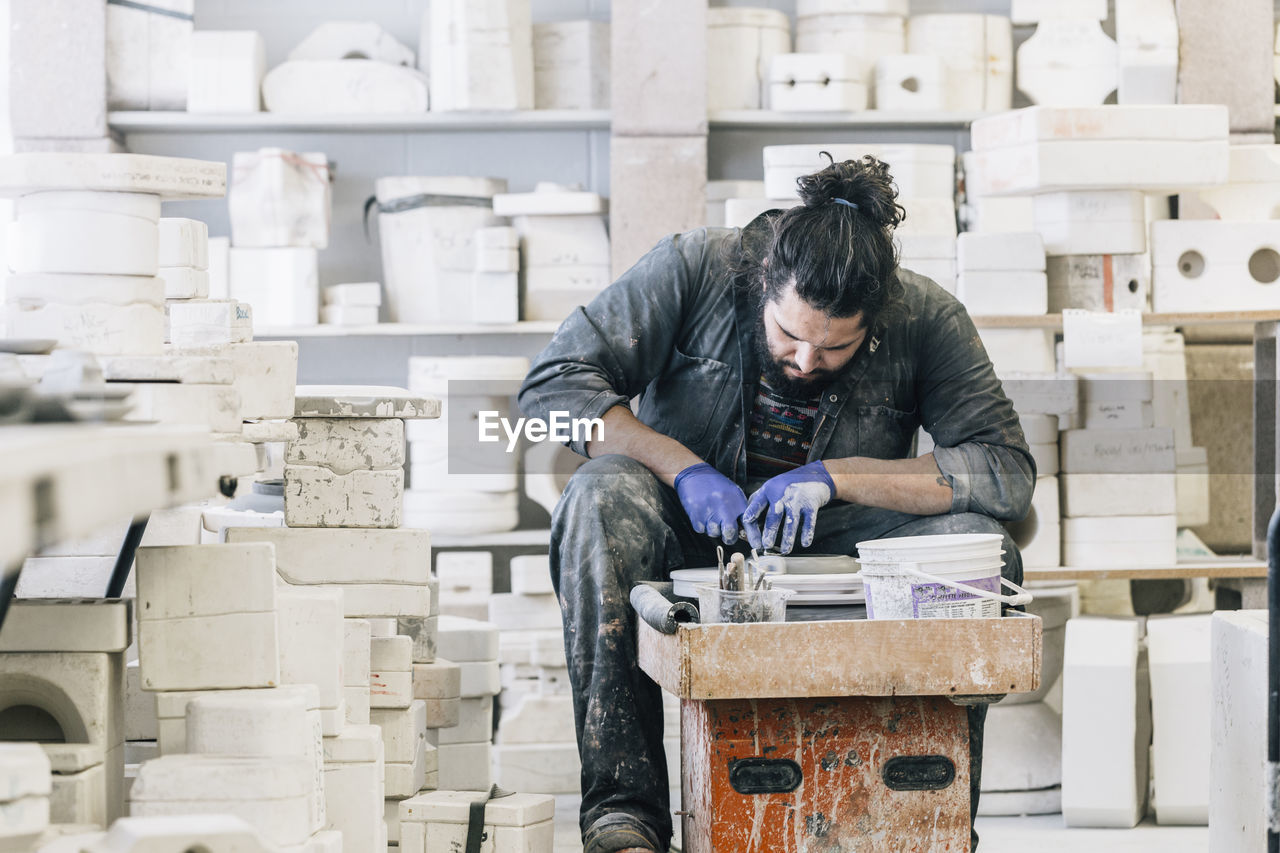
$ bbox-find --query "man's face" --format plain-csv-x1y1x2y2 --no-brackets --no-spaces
754,284,867,397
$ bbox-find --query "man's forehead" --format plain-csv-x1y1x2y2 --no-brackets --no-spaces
767,299,865,347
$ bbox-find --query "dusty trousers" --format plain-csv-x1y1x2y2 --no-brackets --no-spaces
550,454,1024,852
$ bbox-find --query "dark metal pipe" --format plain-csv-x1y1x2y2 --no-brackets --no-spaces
0,566,20,631
106,517,149,599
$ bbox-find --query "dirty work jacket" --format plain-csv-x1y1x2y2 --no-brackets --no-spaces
518,223,1036,521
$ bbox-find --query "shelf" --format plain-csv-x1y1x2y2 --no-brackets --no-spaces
709,110,992,130
431,528,551,548
0,424,257,572
972,310,1280,330
1024,558,1268,582
108,110,611,134
255,321,562,339
108,109,988,134
260,313,1280,338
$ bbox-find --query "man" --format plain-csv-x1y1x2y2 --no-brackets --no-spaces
519,156,1035,853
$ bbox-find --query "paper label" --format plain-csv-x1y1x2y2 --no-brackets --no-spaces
912,575,1001,619
1062,308,1143,368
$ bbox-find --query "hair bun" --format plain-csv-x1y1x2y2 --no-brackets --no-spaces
795,154,906,230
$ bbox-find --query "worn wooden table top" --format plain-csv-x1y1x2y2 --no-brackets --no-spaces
638,613,1042,701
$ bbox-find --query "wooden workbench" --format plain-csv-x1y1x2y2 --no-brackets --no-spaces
640,613,1043,852
638,612,1042,700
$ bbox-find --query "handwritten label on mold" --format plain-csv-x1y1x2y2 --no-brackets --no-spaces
1061,428,1177,473
1062,309,1143,368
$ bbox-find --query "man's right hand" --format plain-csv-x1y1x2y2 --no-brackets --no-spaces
673,463,748,544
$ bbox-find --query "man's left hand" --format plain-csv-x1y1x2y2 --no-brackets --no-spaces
743,461,836,554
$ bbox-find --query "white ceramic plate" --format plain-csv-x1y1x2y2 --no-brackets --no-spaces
766,554,860,574
769,572,863,589
670,568,865,605
788,592,867,605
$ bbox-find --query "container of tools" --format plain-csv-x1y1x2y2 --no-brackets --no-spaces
696,547,794,624
695,585,793,624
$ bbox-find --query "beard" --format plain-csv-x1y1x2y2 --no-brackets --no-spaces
752,310,837,399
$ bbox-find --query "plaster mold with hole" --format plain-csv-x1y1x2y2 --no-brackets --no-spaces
794,11,904,104
874,54,945,112
1150,220,1280,311
1046,255,1150,312
905,14,1011,110
769,54,867,112
0,600,128,827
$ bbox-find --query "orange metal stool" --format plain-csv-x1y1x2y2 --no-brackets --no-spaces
638,615,1042,853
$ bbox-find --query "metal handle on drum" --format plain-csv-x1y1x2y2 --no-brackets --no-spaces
728,757,803,795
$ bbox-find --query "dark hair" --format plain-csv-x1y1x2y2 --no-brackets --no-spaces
737,154,906,325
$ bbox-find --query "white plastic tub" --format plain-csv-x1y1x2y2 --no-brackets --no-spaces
856,533,1031,619
373,176,505,324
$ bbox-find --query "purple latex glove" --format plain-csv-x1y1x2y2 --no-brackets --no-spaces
674,463,748,544
743,461,836,554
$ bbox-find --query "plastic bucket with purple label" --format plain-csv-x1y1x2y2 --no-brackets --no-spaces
855,533,1033,619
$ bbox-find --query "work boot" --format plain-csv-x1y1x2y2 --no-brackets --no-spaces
582,812,662,853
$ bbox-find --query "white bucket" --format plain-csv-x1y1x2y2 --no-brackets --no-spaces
372,176,506,324
856,533,1033,619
